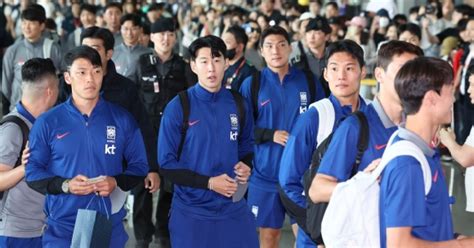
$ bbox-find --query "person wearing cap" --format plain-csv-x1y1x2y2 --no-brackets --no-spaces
370,9,392,48
222,25,257,91
290,16,332,96
135,17,197,248
112,14,152,83
2,4,62,115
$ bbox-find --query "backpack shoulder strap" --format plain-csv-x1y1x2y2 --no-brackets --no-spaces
373,139,432,195
177,91,190,161
309,99,335,147
43,38,53,59
352,111,369,174
0,115,29,167
229,90,246,133
250,70,261,120
303,70,316,104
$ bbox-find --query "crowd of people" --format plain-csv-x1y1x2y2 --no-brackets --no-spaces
0,0,474,248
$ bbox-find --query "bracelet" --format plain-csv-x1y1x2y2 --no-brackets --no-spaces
208,178,213,191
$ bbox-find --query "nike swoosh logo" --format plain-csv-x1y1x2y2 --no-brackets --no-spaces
375,144,387,150
188,120,200,126
260,99,271,107
433,170,438,182
56,132,70,139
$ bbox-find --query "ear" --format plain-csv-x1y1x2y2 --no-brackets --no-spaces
190,60,197,74
40,22,46,31
323,67,329,82
360,66,367,80
224,58,229,70
64,71,72,85
374,67,384,85
106,49,113,61
424,90,438,107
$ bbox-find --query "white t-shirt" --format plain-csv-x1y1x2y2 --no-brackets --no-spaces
464,126,474,212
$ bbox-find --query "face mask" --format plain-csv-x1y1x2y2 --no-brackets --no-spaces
379,17,390,28
226,48,237,60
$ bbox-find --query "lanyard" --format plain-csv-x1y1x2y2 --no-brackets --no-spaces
226,59,246,89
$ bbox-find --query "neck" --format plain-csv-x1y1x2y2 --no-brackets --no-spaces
269,64,290,83
229,55,243,66
155,49,173,62
336,94,360,112
71,96,99,116
405,113,438,145
108,26,119,33
199,82,221,93
21,99,46,118
309,44,325,59
377,93,403,125
124,42,137,48
26,36,41,43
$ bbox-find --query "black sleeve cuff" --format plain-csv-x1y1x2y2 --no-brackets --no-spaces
26,176,67,195
255,127,276,144
113,174,145,191
159,168,210,189
241,153,254,170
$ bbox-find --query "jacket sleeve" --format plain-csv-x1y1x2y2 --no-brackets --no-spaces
25,117,66,195
238,93,255,169
114,113,149,191
279,108,319,208
157,97,210,189
238,75,275,144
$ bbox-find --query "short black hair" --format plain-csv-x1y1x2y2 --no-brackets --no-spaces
105,2,122,13
188,35,227,61
22,58,56,83
45,18,57,30
395,57,453,115
21,4,46,23
64,46,102,70
398,23,422,41
393,14,407,24
325,2,338,10
457,18,469,32
259,25,290,48
377,40,423,70
81,27,115,51
120,13,142,27
325,39,365,68
225,25,248,50
409,6,420,15
80,4,97,15
454,4,474,17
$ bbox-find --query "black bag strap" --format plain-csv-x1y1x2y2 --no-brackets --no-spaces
351,111,369,176
297,41,310,71
302,70,316,104
229,90,246,133
177,89,246,160
177,91,190,161
250,70,261,121
0,115,29,167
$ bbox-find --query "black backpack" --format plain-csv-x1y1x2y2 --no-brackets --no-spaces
161,89,246,192
0,115,29,199
278,111,369,244
250,70,316,120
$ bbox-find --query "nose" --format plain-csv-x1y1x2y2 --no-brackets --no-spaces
207,60,216,72
337,68,346,80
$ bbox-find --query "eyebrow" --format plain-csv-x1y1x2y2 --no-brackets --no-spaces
263,40,287,45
